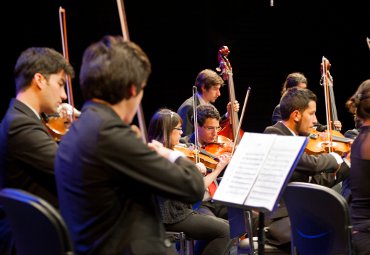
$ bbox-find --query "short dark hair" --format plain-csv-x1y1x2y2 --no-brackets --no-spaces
281,72,307,95
14,47,74,93
79,35,151,104
196,104,220,127
148,108,182,149
280,87,317,120
194,69,224,94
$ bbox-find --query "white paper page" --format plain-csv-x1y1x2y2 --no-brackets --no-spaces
213,133,276,205
244,135,307,211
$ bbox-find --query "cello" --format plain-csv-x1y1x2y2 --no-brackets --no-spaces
305,57,351,157
42,7,76,142
216,46,245,146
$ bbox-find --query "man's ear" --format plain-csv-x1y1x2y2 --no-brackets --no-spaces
292,110,301,122
33,73,46,90
200,84,206,94
130,84,137,97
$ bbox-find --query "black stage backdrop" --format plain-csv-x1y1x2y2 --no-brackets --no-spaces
1,0,369,133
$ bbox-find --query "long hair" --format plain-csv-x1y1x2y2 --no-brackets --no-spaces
346,79,370,120
148,109,182,149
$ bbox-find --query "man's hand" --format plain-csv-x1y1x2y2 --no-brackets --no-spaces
57,103,81,119
227,100,240,117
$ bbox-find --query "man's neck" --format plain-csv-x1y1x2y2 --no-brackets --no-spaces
281,120,298,136
197,93,209,105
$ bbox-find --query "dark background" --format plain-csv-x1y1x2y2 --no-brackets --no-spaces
1,0,369,134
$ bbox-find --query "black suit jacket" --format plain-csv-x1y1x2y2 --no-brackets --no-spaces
177,96,200,137
263,122,350,245
55,101,204,255
177,96,227,137
0,99,58,207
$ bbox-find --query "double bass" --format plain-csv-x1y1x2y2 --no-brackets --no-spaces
305,57,351,157
216,46,244,145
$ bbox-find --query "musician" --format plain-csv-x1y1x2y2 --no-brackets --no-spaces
272,72,342,131
177,69,239,136
148,108,231,255
263,87,350,248
0,47,75,255
181,104,232,219
54,36,205,255
344,79,370,255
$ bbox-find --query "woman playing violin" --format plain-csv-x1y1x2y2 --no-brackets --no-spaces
147,108,231,255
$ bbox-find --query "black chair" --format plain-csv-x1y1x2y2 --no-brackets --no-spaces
0,188,74,255
166,231,194,255
283,182,353,255
228,207,288,255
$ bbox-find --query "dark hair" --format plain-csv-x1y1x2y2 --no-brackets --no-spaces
280,87,317,120
281,72,307,95
346,79,370,120
14,47,74,93
79,35,151,104
196,104,220,127
148,108,182,149
195,69,224,94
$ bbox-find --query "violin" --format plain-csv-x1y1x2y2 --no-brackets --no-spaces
42,112,72,142
43,7,75,142
173,144,219,170
305,57,351,156
203,135,233,158
305,128,351,157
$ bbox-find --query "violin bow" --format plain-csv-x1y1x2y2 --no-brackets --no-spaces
116,0,148,143
232,86,251,155
58,7,75,121
192,86,200,164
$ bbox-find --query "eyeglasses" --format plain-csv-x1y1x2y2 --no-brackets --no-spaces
173,127,182,131
203,126,221,132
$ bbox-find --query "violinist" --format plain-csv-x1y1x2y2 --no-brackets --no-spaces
177,69,239,137
272,72,342,131
0,47,74,255
181,104,232,219
54,36,205,255
148,108,231,255
263,87,350,249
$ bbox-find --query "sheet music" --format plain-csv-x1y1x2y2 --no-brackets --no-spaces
213,132,307,212
244,135,307,211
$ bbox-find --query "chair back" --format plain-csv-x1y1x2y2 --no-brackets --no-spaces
0,188,74,255
283,182,353,255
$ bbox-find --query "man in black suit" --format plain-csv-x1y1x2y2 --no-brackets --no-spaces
263,87,350,248
177,69,239,137
0,47,75,254
55,36,205,255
